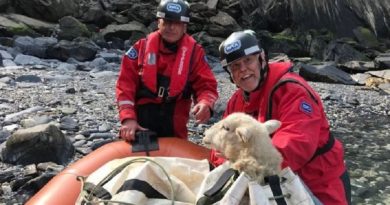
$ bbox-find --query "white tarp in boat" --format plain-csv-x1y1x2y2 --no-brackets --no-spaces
76,157,317,205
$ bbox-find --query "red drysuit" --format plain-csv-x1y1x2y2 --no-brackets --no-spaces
116,31,218,139
211,62,349,204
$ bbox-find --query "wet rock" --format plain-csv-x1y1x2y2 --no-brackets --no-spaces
1,124,74,165
59,116,79,131
46,38,100,62
36,162,64,173
4,106,44,124
15,75,41,83
0,130,10,143
298,62,358,85
58,16,91,41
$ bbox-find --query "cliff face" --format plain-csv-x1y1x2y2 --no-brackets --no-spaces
1,0,389,40
240,0,390,38
12,0,80,22
347,0,390,37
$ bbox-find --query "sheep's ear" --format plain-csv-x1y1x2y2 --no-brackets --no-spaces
236,127,250,143
264,120,281,134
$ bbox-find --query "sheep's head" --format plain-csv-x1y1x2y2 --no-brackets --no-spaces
203,112,281,162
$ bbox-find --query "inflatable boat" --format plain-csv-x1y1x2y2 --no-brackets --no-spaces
26,137,210,205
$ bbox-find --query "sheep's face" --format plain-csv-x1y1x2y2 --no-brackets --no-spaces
203,112,281,162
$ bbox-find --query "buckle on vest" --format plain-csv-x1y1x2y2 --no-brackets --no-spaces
158,87,165,98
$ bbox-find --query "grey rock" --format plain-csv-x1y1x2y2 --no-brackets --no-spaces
367,69,390,80
100,21,149,44
88,57,108,69
5,14,56,36
58,16,91,41
375,53,390,69
14,54,44,66
23,164,37,176
56,63,77,71
298,63,358,85
20,115,53,128
4,106,44,123
2,59,16,67
36,162,63,172
15,75,42,83
96,52,121,63
73,140,86,147
46,38,100,62
59,116,79,131
1,124,74,165
0,130,10,143
0,50,13,59
88,133,115,140
13,0,79,22
0,76,13,84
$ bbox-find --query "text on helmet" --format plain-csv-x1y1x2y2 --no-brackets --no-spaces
224,40,241,54
167,3,182,13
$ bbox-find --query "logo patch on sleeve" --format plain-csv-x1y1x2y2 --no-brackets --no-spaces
126,47,138,59
300,101,312,114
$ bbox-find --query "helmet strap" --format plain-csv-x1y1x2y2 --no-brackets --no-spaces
223,67,235,84
257,53,268,87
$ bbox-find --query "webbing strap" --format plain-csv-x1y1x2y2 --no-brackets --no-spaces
308,133,335,163
204,168,237,197
117,179,167,199
266,77,335,164
266,78,318,121
265,175,288,205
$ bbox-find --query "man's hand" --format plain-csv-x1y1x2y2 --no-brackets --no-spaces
191,102,211,124
119,119,147,141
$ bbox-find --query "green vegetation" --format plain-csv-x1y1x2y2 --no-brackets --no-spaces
9,23,34,36
272,32,296,41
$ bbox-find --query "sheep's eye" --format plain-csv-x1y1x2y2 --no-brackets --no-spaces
222,125,230,131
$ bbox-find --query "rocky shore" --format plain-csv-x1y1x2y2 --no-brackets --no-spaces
0,57,389,204
0,0,389,204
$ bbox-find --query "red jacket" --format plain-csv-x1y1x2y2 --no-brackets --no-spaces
210,62,348,204
116,31,218,139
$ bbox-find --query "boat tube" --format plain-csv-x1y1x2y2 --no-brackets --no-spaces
26,138,210,205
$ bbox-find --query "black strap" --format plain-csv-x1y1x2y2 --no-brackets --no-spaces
117,179,167,199
131,130,159,155
266,77,335,163
204,168,237,197
266,78,318,121
265,175,288,205
308,133,335,163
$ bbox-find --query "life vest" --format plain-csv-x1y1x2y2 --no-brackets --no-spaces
136,31,196,101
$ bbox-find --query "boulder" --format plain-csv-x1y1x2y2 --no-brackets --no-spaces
1,124,74,165
240,0,390,38
13,0,79,22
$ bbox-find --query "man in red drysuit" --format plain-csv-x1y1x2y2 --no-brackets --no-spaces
116,0,218,141
210,30,351,205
